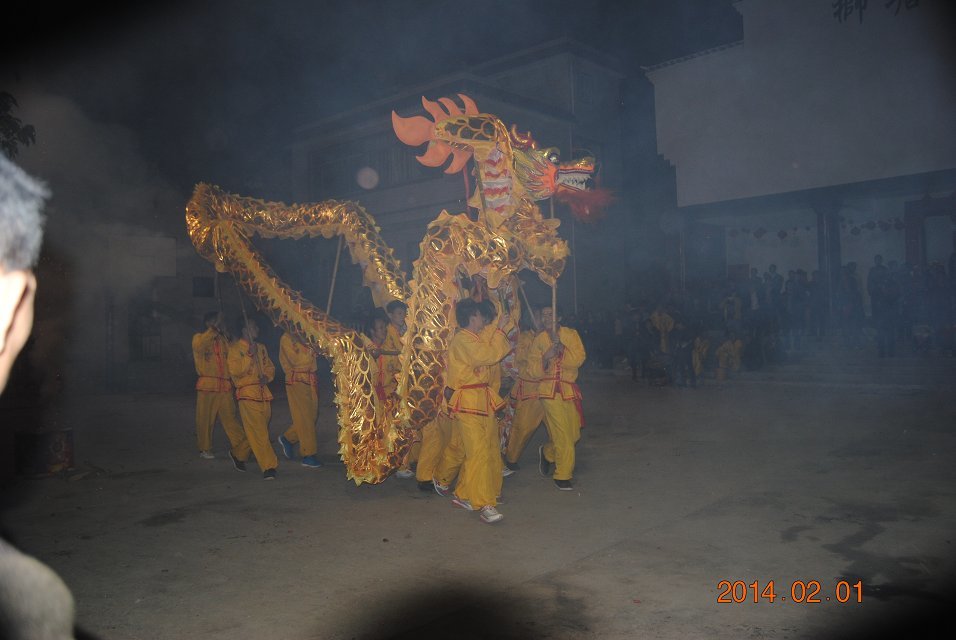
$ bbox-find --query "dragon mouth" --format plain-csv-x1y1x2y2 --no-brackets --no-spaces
555,170,595,193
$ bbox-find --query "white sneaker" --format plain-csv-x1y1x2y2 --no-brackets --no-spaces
395,468,415,479
451,497,474,511
501,466,515,477
479,505,503,524
199,450,215,460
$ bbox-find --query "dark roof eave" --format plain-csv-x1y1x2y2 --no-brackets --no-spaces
678,168,956,218
292,75,577,141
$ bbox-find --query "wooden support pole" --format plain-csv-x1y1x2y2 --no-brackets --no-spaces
327,235,344,315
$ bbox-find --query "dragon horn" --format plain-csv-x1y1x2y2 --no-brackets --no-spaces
438,97,462,115
422,96,450,121
458,94,479,114
418,140,454,167
391,111,433,147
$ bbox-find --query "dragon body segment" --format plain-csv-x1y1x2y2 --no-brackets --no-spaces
186,95,604,485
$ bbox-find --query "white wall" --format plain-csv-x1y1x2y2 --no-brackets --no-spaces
648,0,956,207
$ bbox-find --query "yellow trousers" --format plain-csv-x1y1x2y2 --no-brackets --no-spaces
399,441,421,472
433,420,464,488
281,383,318,457
237,399,278,471
195,391,247,453
540,398,581,481
436,413,502,508
415,414,452,482
504,397,545,465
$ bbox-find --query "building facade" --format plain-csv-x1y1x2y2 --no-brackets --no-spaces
645,0,956,313
289,38,627,318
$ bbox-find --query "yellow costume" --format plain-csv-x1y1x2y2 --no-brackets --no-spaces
228,338,278,471
432,321,509,483
278,332,318,458
383,322,421,473
650,310,674,353
528,327,586,481
504,329,545,465
433,324,511,508
192,327,247,455
715,338,742,381
414,411,452,483
382,323,404,373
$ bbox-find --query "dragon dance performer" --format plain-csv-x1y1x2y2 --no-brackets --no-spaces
384,300,419,479
192,311,248,460
366,309,397,405
227,318,279,480
427,277,514,492
276,331,322,468
503,308,546,471
527,304,586,491
414,411,452,492
432,298,513,524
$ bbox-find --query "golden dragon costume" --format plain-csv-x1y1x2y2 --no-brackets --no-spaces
185,94,607,484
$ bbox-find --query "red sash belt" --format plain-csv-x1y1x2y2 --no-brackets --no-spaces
236,383,269,401
287,370,317,387
448,383,498,416
511,377,539,401
196,376,231,392
539,377,585,428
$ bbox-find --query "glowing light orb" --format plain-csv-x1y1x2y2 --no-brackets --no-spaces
356,167,379,190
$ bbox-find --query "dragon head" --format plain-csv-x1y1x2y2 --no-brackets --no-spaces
393,95,615,284
512,136,611,223
392,95,611,224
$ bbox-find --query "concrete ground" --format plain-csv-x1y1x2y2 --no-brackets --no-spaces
2,344,955,639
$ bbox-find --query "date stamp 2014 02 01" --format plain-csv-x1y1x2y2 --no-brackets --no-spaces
716,580,863,604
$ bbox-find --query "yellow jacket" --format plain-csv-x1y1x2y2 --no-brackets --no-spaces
528,327,586,401
511,329,541,400
228,339,275,401
279,332,317,387
192,328,233,393
650,311,674,353
715,339,742,371
446,326,511,416
381,323,404,391
368,334,398,402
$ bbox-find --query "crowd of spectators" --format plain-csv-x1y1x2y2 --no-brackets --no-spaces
567,252,956,386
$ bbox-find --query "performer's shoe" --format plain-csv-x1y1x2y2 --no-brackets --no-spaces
501,466,515,478
228,451,246,472
504,460,520,472
301,455,322,468
451,497,474,511
263,468,277,480
433,479,451,497
554,479,573,491
479,506,504,524
277,435,295,460
538,445,551,477
395,469,415,479
199,450,215,460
